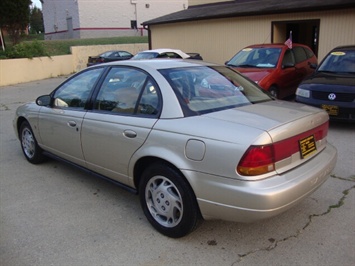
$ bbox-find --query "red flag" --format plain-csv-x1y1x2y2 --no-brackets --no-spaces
284,31,292,49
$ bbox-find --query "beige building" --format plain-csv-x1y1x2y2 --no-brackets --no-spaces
41,0,188,40
142,0,355,63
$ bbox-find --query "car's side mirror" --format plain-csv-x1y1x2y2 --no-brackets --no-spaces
282,63,295,69
309,63,317,69
36,95,51,106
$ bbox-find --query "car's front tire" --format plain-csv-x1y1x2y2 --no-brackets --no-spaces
19,121,45,164
269,86,278,98
139,163,201,238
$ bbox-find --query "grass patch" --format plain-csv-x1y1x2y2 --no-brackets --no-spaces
43,36,148,56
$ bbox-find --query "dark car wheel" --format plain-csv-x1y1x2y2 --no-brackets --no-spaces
20,121,45,164
269,86,278,98
139,163,201,238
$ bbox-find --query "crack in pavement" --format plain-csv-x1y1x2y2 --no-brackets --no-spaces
0,102,27,111
0,103,10,111
234,177,355,264
331,174,355,182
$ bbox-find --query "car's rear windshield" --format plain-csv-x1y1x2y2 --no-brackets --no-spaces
100,51,115,57
159,66,272,116
132,52,158,60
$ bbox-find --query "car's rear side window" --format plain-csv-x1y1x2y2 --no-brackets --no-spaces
304,47,315,59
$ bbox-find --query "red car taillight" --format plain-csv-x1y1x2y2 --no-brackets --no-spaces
237,145,275,176
237,121,328,176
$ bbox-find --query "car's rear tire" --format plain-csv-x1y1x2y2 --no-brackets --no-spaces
19,121,45,164
139,163,201,238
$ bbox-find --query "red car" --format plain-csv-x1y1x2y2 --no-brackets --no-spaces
226,43,317,99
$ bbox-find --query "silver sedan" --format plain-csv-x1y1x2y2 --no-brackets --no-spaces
14,59,337,238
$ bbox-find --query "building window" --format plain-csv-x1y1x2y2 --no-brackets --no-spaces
131,20,137,29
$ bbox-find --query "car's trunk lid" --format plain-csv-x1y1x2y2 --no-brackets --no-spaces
205,100,329,176
206,100,328,134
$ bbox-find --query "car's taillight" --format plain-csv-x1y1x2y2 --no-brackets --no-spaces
237,145,275,176
237,121,329,176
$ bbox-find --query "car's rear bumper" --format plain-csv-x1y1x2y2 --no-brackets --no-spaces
184,143,337,222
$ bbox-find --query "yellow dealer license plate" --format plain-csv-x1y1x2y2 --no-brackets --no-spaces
299,135,317,159
321,104,339,116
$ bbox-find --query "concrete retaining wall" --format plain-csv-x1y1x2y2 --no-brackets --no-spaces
0,43,148,87
0,55,74,87
71,43,148,72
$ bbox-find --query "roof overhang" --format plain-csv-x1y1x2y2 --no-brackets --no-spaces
142,0,355,26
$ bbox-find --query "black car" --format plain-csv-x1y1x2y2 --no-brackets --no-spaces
87,50,133,67
296,45,355,122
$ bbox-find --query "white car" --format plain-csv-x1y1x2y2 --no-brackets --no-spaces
131,48,202,60
14,59,337,238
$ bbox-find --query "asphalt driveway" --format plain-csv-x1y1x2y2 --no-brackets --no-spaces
1,77,354,266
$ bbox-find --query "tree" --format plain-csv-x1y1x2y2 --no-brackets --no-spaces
30,6,44,34
0,0,32,45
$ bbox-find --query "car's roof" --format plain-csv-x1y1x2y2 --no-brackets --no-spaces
139,48,184,53
137,48,190,58
332,45,355,51
102,50,127,53
246,43,308,48
100,58,217,70
100,50,130,54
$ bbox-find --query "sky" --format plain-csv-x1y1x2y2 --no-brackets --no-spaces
32,0,42,9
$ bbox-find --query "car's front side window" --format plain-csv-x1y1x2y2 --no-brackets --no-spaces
52,68,104,109
282,49,295,66
293,46,308,64
94,67,161,116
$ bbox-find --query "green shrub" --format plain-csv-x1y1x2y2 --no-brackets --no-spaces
5,40,49,59
0,50,7,59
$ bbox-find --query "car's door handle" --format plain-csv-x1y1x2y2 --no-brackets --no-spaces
68,121,77,127
123,130,137,138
